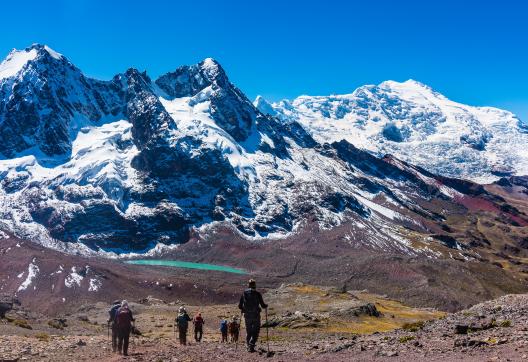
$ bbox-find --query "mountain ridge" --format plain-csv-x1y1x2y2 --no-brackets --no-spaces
255,79,527,183
0,44,527,267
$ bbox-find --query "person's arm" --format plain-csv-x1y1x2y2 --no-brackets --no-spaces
258,292,268,309
238,295,245,312
187,314,192,321
129,310,135,322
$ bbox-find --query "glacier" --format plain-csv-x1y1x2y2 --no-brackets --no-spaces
256,79,528,183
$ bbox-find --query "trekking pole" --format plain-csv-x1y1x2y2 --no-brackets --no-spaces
130,321,135,354
265,308,270,355
107,321,110,342
236,311,242,351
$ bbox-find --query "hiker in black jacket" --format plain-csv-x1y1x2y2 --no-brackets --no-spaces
115,300,135,356
175,306,192,345
238,279,268,352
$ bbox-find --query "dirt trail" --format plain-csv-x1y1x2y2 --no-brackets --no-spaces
2,286,528,361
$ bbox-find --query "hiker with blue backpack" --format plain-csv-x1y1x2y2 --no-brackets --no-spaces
220,318,229,342
107,300,121,353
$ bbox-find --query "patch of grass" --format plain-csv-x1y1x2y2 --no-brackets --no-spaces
402,321,425,332
500,320,512,327
326,317,401,335
399,335,415,343
293,285,326,296
35,332,50,342
13,319,32,330
48,320,64,330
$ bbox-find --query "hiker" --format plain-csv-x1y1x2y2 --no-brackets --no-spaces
238,279,268,352
115,300,135,356
228,316,240,343
175,306,192,345
193,312,205,342
107,300,121,353
220,318,228,342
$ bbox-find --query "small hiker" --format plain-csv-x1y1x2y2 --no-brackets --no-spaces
238,279,268,352
228,316,240,343
193,312,205,342
115,300,135,356
220,318,229,342
175,306,192,345
107,300,121,353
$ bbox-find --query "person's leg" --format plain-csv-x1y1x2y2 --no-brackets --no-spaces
117,329,123,354
179,327,184,345
253,316,261,347
112,325,118,352
198,328,202,342
248,316,260,351
249,321,256,350
123,330,130,356
245,318,252,347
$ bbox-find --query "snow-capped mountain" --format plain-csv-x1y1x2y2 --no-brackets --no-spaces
0,44,526,256
255,80,528,183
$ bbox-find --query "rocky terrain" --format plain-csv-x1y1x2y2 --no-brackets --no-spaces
2,285,528,361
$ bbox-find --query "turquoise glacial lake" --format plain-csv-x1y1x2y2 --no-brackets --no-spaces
125,259,246,274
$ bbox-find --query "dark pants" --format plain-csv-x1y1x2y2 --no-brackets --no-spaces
111,323,118,352
178,326,188,345
194,326,203,342
117,327,131,355
244,315,261,350
230,329,239,343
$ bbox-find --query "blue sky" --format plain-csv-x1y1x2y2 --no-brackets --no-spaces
1,0,527,121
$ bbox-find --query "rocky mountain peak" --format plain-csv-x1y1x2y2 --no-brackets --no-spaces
27,43,64,60
0,44,73,82
154,57,228,99
253,95,276,117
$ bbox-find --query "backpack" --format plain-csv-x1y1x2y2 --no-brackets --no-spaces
220,320,228,332
177,314,189,329
116,307,132,328
194,316,204,328
228,321,239,333
242,289,260,314
108,304,120,322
